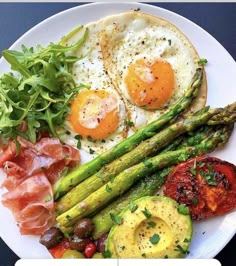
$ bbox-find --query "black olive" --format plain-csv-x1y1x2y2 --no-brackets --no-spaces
74,218,95,238
39,227,63,249
69,235,91,252
97,233,108,253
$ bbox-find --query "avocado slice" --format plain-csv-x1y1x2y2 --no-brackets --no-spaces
106,196,192,258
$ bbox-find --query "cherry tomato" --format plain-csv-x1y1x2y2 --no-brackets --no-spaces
84,242,97,258
164,156,236,220
49,238,70,258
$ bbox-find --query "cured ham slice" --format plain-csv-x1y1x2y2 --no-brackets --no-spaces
0,137,80,235
2,174,54,235
1,137,80,190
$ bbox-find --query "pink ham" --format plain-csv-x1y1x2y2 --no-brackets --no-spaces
2,173,54,235
0,137,80,235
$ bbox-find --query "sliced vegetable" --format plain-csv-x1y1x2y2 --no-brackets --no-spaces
164,156,236,220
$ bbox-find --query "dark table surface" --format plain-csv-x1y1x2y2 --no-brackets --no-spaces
0,3,235,266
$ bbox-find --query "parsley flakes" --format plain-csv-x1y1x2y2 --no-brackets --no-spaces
177,204,190,215
149,233,160,245
110,213,123,225
142,207,152,219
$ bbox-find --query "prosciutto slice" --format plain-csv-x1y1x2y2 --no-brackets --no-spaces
0,137,80,235
2,174,55,235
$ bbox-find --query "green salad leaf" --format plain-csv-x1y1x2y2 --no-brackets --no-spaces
0,25,88,145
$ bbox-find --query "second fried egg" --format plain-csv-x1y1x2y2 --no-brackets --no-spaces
100,11,205,127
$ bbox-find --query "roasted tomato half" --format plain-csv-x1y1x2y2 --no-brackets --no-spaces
163,156,236,220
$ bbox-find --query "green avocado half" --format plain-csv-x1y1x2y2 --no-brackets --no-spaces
106,196,193,258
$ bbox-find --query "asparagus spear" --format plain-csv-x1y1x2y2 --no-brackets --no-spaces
56,124,232,232
55,106,216,213
55,104,230,214
91,124,233,239
53,69,203,199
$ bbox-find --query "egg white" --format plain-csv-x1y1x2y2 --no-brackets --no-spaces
100,11,201,128
60,23,127,155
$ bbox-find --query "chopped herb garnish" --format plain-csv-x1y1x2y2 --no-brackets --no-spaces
103,250,112,258
89,148,95,154
142,207,152,219
164,255,169,259
87,135,95,142
143,159,153,168
45,194,52,202
109,175,115,183
177,204,190,215
125,120,134,127
129,201,138,213
176,244,190,255
141,253,146,258
106,184,112,193
184,238,190,243
121,246,126,250
168,39,172,46
149,233,160,245
192,198,198,205
101,139,106,143
200,165,217,186
41,166,46,171
198,58,208,66
134,7,141,11
190,166,196,176
110,213,123,225
147,221,156,228
75,135,82,149
66,215,72,221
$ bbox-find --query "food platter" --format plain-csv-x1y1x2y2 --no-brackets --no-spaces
0,2,236,260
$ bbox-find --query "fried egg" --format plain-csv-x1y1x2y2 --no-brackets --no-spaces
62,11,206,156
61,22,127,155
100,11,206,127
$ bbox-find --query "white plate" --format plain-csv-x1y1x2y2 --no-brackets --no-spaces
0,2,236,260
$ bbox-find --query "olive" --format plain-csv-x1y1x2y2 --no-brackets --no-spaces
39,227,63,249
62,250,85,259
97,233,108,253
69,235,91,252
92,252,104,259
74,218,95,238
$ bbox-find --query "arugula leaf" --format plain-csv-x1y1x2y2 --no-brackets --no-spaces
0,26,88,144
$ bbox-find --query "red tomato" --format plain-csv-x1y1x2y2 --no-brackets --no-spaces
49,238,70,258
163,156,236,220
84,242,97,258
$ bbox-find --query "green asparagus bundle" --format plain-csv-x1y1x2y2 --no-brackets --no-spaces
91,124,233,239
53,68,203,199
56,121,233,233
55,103,231,214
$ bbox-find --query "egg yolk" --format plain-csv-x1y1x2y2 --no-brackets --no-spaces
125,59,175,110
69,90,120,140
